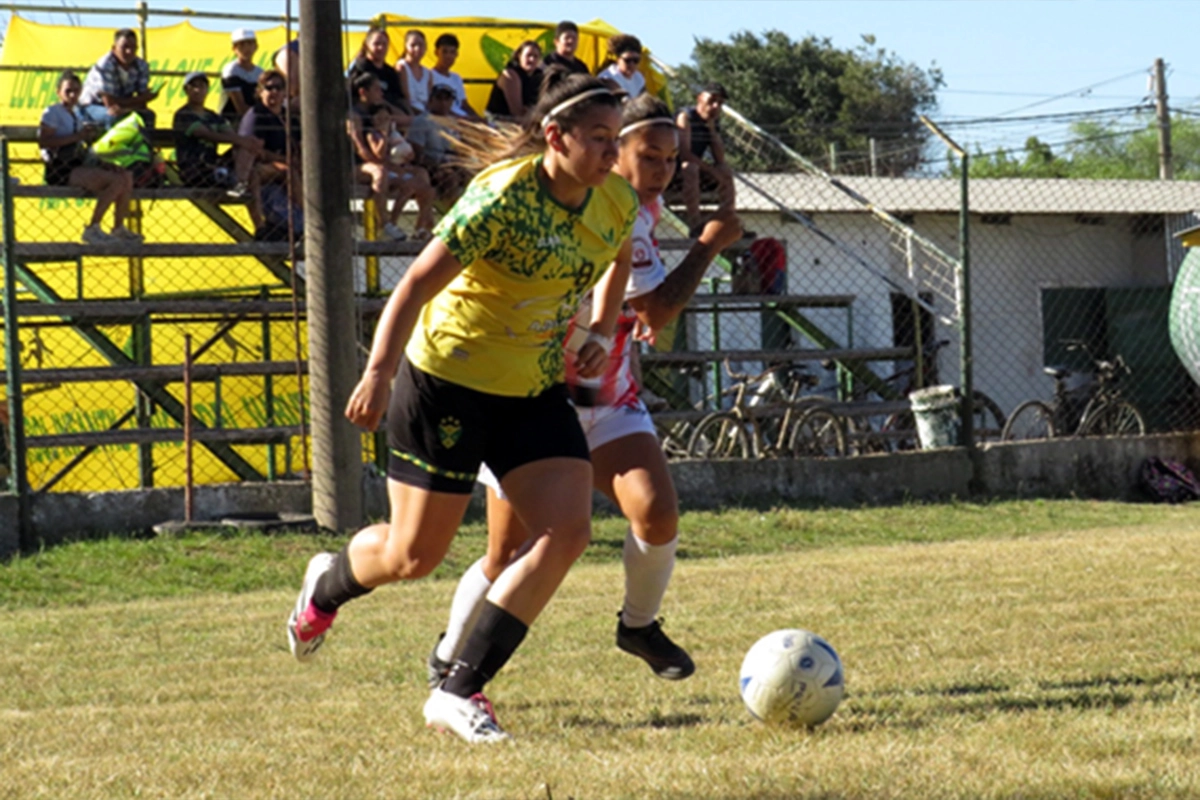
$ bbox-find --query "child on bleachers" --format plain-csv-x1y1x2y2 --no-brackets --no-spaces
38,70,141,244
347,72,436,242
430,33,482,121
218,29,262,122
396,30,433,114
173,72,264,194
347,28,412,129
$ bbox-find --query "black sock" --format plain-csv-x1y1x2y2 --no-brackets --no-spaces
442,601,528,698
310,546,373,613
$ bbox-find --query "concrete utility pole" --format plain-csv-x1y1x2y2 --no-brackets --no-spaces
300,0,363,530
1155,58,1173,180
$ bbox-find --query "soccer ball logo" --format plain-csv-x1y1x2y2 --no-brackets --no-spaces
739,629,844,728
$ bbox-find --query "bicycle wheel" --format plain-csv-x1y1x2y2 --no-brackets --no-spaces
789,407,846,459
687,412,753,459
881,410,918,451
969,391,1007,443
657,421,695,461
1001,400,1055,440
1078,400,1146,437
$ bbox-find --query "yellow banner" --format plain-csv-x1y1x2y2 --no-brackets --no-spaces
0,13,665,493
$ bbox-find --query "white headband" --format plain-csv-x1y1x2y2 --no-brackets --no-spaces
618,117,676,138
541,87,614,129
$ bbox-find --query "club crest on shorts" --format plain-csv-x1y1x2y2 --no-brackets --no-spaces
438,416,463,449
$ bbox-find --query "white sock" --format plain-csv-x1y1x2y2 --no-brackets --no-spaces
435,557,492,664
620,529,677,629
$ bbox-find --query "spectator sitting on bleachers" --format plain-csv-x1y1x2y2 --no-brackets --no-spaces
274,38,300,102
396,30,433,114
597,34,646,99
408,83,470,207
347,28,413,128
485,40,543,122
674,82,735,236
174,72,264,194
543,21,590,75
347,73,436,243
79,28,159,130
218,28,262,123
430,33,482,121
39,70,141,244
234,69,302,237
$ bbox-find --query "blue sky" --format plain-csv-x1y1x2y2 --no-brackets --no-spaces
4,0,1197,156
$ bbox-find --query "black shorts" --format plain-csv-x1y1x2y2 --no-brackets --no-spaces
386,360,590,494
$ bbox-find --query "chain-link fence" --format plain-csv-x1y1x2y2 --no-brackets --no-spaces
647,61,1200,459
5,13,1200,510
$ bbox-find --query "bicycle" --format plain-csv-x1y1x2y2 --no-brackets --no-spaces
687,360,844,460
1001,340,1147,440
826,339,1006,454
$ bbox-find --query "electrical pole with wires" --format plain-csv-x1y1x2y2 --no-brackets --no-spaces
1155,58,1173,180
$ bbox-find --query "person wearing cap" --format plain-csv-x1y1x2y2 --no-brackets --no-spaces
543,20,590,75
79,28,158,129
174,71,264,194
408,83,469,206
597,34,646,99
674,82,735,235
219,28,263,122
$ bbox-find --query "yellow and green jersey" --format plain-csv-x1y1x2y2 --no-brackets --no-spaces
406,154,639,397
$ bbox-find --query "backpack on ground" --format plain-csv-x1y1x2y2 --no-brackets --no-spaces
1139,457,1200,503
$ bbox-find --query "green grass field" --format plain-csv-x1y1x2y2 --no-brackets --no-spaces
2,500,1199,799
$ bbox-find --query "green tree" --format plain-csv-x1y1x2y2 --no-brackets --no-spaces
674,31,943,176
963,116,1200,180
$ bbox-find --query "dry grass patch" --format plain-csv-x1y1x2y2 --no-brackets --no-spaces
2,519,1199,798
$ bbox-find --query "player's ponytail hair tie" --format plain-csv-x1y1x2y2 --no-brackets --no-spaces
618,117,676,138
541,87,615,129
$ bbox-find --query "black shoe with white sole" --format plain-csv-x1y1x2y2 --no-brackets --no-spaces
616,615,695,680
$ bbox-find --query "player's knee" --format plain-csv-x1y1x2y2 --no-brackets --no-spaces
630,494,679,539
547,519,592,564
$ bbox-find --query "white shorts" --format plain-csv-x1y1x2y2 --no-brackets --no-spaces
478,399,657,499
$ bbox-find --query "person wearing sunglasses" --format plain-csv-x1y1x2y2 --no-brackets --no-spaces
234,69,302,238
598,34,646,100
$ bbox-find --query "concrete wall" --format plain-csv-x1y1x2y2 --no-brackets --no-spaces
4,431,1196,558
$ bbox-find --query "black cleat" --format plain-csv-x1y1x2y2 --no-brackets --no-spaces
427,632,453,689
616,615,695,680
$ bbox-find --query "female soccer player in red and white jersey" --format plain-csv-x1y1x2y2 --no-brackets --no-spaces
286,73,640,744
428,94,744,687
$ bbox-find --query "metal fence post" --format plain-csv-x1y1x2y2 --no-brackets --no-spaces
958,151,974,454
1,139,31,547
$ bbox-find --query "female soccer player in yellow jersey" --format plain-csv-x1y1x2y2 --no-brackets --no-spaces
286,73,638,744
428,95,744,686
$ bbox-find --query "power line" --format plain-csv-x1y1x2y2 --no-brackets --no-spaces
993,68,1150,117
936,105,1152,128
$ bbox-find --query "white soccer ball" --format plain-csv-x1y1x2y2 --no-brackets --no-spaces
739,629,845,728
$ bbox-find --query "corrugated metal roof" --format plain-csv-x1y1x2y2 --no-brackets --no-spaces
735,174,1200,215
